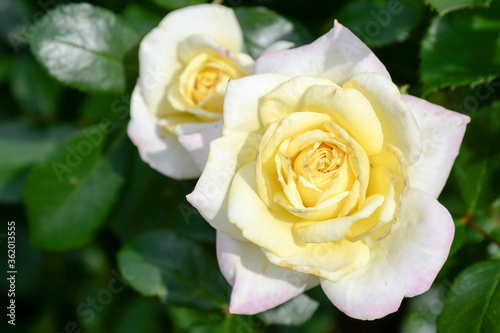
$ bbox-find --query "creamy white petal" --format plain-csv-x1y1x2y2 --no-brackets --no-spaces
255,21,390,83
343,73,422,164
138,4,245,114
178,120,222,172
127,86,200,179
222,74,290,136
321,188,454,320
187,132,261,241
178,34,254,74
216,232,318,315
403,94,470,198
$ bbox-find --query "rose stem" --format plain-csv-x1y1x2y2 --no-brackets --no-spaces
464,214,500,247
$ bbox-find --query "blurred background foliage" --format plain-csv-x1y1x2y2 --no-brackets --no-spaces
0,0,499,332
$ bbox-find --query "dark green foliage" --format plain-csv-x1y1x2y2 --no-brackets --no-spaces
0,1,499,332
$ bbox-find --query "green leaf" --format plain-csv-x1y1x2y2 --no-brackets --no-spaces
400,286,445,333
117,231,228,309
259,293,319,326
79,94,124,125
234,6,313,59
210,314,257,333
0,120,75,203
23,124,125,250
168,306,224,330
9,56,62,120
425,0,493,15
0,55,13,83
112,299,163,333
108,157,212,243
120,4,162,36
453,102,500,213
450,219,467,256
420,3,500,94
175,201,216,243
437,260,500,333
25,3,141,94
335,0,423,48
150,0,206,11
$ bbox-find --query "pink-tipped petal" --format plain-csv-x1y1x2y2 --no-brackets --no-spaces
255,21,390,83
403,94,470,198
178,120,223,172
128,85,201,179
321,188,454,320
216,231,319,315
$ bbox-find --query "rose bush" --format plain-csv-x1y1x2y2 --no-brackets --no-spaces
188,21,470,319
127,4,254,179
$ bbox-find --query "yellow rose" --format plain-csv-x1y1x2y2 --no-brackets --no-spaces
188,21,470,319
128,4,254,179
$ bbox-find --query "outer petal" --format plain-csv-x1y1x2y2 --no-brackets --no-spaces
178,120,222,172
222,73,290,136
127,86,200,179
403,94,470,198
216,231,319,314
343,73,422,164
321,188,454,320
187,132,262,241
255,21,390,83
138,4,245,114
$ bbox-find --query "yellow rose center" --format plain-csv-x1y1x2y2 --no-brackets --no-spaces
177,53,247,115
308,143,345,174
192,67,231,105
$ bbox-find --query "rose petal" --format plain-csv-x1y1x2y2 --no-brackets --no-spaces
294,194,384,243
187,132,262,241
178,34,254,74
178,120,222,172
223,73,290,136
343,73,422,164
138,4,245,114
345,166,400,242
259,76,339,128
261,40,295,55
263,237,370,283
229,162,304,257
255,21,390,83
402,94,470,198
217,231,319,314
127,86,201,179
298,84,384,156
321,188,454,320
229,161,371,282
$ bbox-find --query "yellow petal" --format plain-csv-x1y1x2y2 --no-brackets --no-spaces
263,239,370,282
256,112,331,208
342,73,422,164
294,194,384,243
276,191,349,220
298,84,384,156
259,76,338,128
345,167,399,242
228,162,304,257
